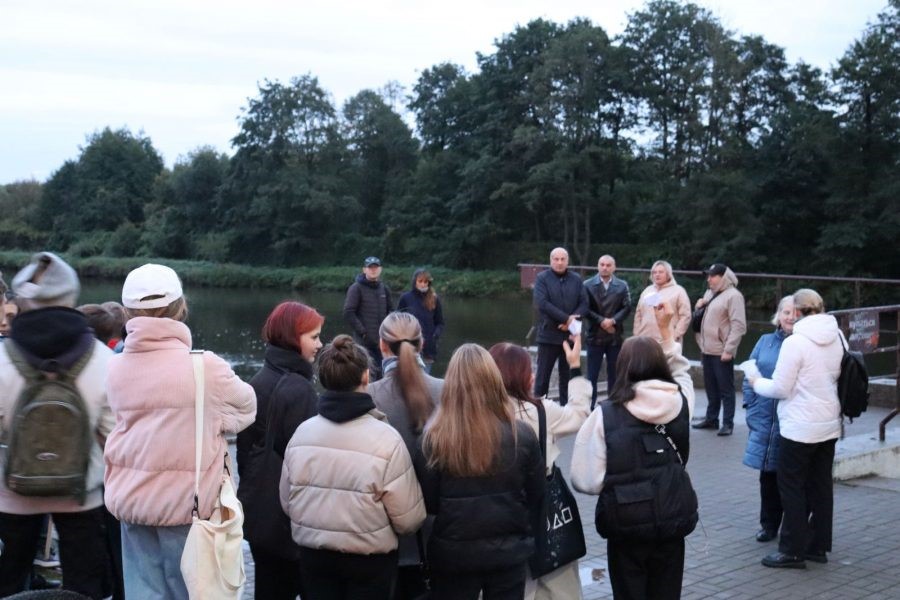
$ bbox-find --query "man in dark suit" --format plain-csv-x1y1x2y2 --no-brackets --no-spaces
533,247,588,405
584,254,632,407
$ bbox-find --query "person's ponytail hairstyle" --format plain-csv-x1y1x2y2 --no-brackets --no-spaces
380,312,433,431
792,288,825,317
318,334,370,392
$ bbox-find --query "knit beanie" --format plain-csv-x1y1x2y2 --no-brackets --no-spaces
12,252,80,308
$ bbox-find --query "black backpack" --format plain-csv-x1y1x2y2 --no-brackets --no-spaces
3,341,95,503
837,335,869,422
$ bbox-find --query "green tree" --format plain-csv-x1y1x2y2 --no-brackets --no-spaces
36,128,163,250
822,0,900,275
140,147,230,258
342,89,418,235
222,75,358,264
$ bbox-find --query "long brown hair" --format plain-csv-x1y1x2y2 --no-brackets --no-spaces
423,344,514,477
413,268,437,311
608,336,676,404
380,312,434,432
488,342,539,407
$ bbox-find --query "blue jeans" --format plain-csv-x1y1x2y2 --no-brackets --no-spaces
587,342,621,407
702,353,735,427
121,522,191,600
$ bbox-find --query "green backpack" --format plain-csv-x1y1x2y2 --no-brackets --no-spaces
2,341,94,503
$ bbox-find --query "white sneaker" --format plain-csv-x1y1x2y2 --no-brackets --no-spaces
33,545,60,568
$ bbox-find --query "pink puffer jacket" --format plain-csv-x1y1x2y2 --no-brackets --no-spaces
103,317,256,526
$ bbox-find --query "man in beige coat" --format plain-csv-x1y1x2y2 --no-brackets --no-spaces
692,263,746,436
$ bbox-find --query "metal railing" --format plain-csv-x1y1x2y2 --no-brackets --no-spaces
520,264,900,441
518,263,900,307
830,305,900,442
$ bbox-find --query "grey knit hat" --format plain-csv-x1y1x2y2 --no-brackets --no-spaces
12,252,80,308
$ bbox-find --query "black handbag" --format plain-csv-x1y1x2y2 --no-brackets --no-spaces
528,401,587,578
690,291,721,333
236,378,300,561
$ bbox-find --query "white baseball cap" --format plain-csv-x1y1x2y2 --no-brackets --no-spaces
122,264,183,309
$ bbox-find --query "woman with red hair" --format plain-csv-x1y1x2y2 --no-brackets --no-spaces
237,300,325,600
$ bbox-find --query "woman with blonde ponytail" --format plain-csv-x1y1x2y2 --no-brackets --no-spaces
369,311,443,599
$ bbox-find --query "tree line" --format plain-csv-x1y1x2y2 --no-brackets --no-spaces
1,0,897,277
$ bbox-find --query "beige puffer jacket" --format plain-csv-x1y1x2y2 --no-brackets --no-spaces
279,404,426,555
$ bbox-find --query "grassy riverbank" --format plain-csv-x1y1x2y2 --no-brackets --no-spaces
0,251,524,298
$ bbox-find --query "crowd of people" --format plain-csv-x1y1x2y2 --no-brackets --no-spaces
0,248,847,599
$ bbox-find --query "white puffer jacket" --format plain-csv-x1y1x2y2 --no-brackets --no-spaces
279,403,426,555
752,313,842,444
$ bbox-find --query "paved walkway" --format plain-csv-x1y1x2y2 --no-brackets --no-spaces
570,391,900,600
242,390,900,599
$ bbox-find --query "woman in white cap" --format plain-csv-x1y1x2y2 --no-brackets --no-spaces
103,264,256,599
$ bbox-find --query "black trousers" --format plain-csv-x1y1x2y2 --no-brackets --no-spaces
101,503,125,600
607,537,685,600
759,470,783,534
777,436,836,556
534,342,570,405
587,342,621,407
0,508,109,599
702,354,735,426
250,544,305,600
298,547,397,600
431,563,526,600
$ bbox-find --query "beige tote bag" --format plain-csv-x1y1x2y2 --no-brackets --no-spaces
180,350,246,599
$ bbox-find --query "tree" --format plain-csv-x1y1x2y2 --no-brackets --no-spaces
36,128,163,249
343,90,418,235
141,147,230,258
822,0,900,275
222,75,358,264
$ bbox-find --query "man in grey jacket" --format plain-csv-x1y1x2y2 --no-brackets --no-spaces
692,263,747,436
343,256,393,380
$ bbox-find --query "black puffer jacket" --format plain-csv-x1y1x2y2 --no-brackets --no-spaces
415,420,545,573
343,274,393,350
237,344,318,471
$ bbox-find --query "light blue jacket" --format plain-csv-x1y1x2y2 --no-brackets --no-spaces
742,329,787,472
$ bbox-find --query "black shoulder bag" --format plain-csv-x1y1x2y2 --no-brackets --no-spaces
236,376,301,561
691,291,721,333
528,401,587,578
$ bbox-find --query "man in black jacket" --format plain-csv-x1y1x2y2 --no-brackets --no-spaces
343,256,392,379
584,254,632,407
532,247,588,405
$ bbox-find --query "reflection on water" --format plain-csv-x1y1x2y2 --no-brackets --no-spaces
80,280,891,380
80,282,539,379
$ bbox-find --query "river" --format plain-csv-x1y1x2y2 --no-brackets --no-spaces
79,280,783,380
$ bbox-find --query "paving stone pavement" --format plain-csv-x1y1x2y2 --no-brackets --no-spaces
241,390,900,599
571,391,900,600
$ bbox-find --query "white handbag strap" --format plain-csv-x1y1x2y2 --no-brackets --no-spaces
190,350,205,517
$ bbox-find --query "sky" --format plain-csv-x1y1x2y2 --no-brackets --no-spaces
0,0,889,184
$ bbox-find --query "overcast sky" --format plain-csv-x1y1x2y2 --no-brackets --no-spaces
0,0,888,184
